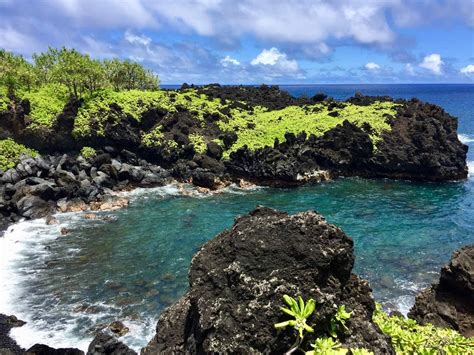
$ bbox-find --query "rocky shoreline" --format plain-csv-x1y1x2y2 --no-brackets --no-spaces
2,208,472,354
0,86,469,234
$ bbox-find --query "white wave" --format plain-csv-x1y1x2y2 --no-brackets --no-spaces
392,295,415,316
468,161,474,178
459,134,474,144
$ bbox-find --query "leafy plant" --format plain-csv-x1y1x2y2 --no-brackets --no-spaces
80,146,96,159
329,305,352,338
0,138,38,171
373,303,474,354
306,337,347,355
189,133,207,154
274,295,316,339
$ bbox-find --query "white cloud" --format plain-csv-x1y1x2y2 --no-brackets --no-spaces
419,53,444,75
365,62,380,71
460,64,474,74
124,30,151,46
405,63,415,75
251,47,298,71
220,55,240,67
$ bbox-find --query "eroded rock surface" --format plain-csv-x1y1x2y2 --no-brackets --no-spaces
143,207,393,354
408,245,474,337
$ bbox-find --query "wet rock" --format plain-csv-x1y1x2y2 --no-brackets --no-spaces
27,344,84,355
0,314,26,354
90,197,128,211
16,195,55,219
45,215,59,225
191,169,217,189
408,245,474,337
60,227,70,236
87,332,136,355
143,207,393,354
108,321,129,337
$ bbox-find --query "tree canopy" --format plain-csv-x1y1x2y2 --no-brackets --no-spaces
0,47,160,98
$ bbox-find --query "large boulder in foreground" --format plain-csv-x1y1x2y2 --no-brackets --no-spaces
408,245,474,337
142,207,393,354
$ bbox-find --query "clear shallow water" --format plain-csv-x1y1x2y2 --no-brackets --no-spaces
1,84,473,351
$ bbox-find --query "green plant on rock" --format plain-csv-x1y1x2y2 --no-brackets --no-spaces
0,138,38,171
189,133,207,154
306,337,347,355
275,295,316,339
19,83,69,127
141,125,164,148
373,303,474,354
80,146,96,159
329,305,353,338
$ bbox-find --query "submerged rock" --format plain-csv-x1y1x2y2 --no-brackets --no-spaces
408,244,474,337
143,207,393,354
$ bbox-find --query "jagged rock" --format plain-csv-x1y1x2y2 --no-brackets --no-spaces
108,321,129,337
408,245,474,337
87,332,136,355
191,169,217,189
143,207,393,354
0,314,26,355
27,344,84,355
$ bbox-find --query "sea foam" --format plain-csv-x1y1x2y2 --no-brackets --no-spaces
459,134,474,144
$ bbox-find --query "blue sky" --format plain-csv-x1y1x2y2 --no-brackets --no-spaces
0,0,473,84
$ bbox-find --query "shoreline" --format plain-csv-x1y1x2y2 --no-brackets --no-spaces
1,171,473,352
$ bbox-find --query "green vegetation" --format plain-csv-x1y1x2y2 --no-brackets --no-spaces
72,89,224,138
219,101,398,157
0,47,398,160
274,295,315,339
0,138,38,171
189,133,207,154
373,304,474,354
80,146,96,159
142,125,164,148
19,84,69,127
329,305,352,338
274,295,473,354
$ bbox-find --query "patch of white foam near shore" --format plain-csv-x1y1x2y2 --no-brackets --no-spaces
459,133,474,143
468,161,474,178
0,215,92,351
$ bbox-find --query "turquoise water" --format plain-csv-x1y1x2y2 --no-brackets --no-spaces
1,84,473,351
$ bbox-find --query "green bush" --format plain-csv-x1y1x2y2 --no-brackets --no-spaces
373,303,474,354
219,101,398,158
0,85,9,112
80,146,96,159
189,133,207,154
19,83,69,127
0,138,38,171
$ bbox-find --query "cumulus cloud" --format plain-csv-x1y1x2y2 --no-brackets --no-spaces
251,48,298,70
460,64,474,74
419,53,444,74
365,62,380,71
220,55,240,67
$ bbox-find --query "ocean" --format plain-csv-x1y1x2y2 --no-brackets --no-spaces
0,84,473,351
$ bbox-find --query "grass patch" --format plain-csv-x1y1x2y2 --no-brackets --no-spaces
0,138,38,171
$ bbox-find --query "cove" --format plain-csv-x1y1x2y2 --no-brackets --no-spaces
1,175,474,351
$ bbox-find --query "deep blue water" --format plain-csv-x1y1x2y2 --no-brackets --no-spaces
1,84,473,351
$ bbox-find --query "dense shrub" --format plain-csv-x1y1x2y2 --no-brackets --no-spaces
373,304,474,354
0,138,38,171
80,146,96,159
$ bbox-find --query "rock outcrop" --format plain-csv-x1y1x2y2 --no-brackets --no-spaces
142,207,393,354
227,97,468,184
408,245,474,337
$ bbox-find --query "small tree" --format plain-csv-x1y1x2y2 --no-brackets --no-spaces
0,49,35,95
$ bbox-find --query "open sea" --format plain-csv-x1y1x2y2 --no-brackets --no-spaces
0,84,473,351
